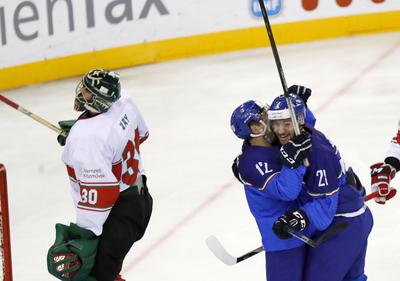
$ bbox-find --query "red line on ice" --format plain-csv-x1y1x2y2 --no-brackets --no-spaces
315,40,400,114
122,181,235,272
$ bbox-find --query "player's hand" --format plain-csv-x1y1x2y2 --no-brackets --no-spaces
288,85,311,106
272,209,309,239
370,162,397,204
279,131,312,168
57,120,76,146
232,157,245,184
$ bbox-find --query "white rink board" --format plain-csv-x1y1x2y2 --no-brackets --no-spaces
0,31,400,280
1,0,399,68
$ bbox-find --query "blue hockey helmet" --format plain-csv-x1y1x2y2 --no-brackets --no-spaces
267,94,306,124
230,100,267,139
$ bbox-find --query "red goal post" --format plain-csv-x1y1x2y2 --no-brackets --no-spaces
0,164,13,281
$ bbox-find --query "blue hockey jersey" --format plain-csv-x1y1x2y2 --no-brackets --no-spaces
236,143,314,251
234,108,364,251
298,125,365,230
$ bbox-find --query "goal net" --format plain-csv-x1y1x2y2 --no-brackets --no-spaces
0,164,12,281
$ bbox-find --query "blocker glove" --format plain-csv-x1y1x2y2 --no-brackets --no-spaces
272,209,309,240
279,131,312,168
288,85,312,107
370,162,397,204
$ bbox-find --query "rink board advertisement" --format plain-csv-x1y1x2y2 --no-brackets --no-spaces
0,0,399,90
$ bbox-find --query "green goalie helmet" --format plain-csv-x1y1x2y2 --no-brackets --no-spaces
74,69,121,113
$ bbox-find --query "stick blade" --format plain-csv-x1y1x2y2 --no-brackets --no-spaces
205,235,237,266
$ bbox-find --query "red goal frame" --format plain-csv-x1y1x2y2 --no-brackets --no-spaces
0,164,13,281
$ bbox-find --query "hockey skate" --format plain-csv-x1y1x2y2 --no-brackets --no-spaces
114,274,126,281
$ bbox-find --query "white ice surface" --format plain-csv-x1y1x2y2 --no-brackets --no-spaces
1,31,400,280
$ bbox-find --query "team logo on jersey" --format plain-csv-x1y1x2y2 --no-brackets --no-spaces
250,0,282,18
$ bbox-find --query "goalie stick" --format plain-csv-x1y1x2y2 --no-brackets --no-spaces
365,190,380,201
0,94,67,137
206,221,348,266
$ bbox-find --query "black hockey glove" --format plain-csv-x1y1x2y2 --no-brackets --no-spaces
272,209,309,240
288,85,312,107
279,131,312,168
232,157,245,184
57,119,76,146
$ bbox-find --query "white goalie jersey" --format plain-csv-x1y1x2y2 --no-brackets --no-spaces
62,91,149,235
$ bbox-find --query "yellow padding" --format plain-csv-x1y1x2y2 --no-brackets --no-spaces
1,10,399,91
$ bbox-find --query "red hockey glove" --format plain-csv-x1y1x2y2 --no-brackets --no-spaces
370,162,397,204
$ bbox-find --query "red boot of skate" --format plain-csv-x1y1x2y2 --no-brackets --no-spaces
114,274,126,281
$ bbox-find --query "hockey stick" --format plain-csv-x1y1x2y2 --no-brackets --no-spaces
206,222,348,265
285,221,348,248
0,94,67,137
205,235,263,266
364,190,379,201
257,0,309,166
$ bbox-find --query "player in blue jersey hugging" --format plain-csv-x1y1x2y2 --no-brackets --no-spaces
267,93,373,281
231,86,373,281
230,85,316,281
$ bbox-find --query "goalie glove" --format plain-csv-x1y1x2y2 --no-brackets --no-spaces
370,162,397,204
47,223,98,281
57,119,76,146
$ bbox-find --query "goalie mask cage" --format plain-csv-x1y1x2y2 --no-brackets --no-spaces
0,164,12,281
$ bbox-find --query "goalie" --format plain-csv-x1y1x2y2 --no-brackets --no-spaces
47,69,153,281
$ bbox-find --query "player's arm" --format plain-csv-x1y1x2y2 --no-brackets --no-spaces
233,155,305,201
297,158,341,231
266,131,313,200
273,182,338,239
369,128,400,204
288,84,316,127
70,136,120,236
297,150,341,231
298,193,338,231
261,165,306,201
385,156,400,172
74,165,120,236
272,134,338,239
384,130,400,172
131,99,149,144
